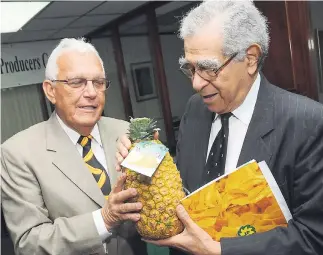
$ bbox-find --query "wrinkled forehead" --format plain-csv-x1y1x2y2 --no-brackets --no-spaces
183,44,222,58
182,31,224,67
57,50,104,77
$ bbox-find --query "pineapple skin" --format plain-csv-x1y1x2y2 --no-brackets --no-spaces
124,140,185,240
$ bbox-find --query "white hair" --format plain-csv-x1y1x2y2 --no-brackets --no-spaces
179,0,269,63
45,37,105,80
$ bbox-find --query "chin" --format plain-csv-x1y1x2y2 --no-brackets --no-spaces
207,104,222,114
75,116,100,127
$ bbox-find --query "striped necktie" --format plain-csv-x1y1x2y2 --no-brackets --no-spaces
78,135,111,199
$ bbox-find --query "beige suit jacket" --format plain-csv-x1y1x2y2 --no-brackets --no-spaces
1,114,146,255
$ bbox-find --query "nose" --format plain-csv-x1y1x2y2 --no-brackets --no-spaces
83,81,97,98
192,72,209,92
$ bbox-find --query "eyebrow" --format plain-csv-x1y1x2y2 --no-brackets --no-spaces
178,56,221,69
196,59,221,69
66,74,105,79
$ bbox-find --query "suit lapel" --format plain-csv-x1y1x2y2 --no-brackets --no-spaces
98,119,120,188
238,76,274,167
46,114,105,207
186,102,214,192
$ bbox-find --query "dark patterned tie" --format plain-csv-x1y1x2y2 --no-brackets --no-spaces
201,113,232,185
78,135,111,199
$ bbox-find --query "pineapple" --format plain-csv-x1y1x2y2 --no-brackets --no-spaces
124,117,185,239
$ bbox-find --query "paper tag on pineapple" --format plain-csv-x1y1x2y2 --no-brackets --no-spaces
121,141,168,177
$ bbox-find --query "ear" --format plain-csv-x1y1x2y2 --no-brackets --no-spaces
43,80,56,105
245,44,262,75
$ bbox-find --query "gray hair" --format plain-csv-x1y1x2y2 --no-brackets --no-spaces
45,37,105,80
179,0,269,62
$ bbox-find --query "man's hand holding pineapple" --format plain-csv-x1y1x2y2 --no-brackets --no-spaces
100,173,143,231
114,118,222,255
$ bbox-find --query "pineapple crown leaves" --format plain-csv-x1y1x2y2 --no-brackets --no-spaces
128,117,160,142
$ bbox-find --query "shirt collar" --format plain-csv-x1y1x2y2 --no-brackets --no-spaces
213,73,261,126
56,113,102,146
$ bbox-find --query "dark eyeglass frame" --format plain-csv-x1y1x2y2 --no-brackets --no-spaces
51,78,111,92
180,52,238,81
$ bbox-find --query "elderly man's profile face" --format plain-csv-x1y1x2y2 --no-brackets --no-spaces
52,50,105,133
183,24,256,114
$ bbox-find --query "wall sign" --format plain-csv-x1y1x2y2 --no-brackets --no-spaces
1,40,58,89
1,53,49,75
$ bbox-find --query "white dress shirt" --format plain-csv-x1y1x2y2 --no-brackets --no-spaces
56,114,111,242
207,74,261,174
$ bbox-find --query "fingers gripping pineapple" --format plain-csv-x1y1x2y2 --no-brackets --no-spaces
124,117,185,239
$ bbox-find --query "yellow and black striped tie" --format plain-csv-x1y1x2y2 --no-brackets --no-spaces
78,135,111,199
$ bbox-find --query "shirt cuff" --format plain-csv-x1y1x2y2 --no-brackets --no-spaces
92,209,113,241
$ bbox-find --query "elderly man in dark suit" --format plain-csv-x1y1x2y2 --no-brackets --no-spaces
116,1,323,255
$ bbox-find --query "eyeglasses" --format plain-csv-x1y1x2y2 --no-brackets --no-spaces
180,52,238,81
51,78,111,92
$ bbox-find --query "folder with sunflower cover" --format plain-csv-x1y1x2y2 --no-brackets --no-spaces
180,160,292,241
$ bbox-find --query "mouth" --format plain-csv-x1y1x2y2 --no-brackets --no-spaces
78,105,98,111
202,93,218,99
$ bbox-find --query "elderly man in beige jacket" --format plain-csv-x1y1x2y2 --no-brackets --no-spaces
1,38,146,255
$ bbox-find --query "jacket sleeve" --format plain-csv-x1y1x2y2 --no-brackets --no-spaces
1,146,104,255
